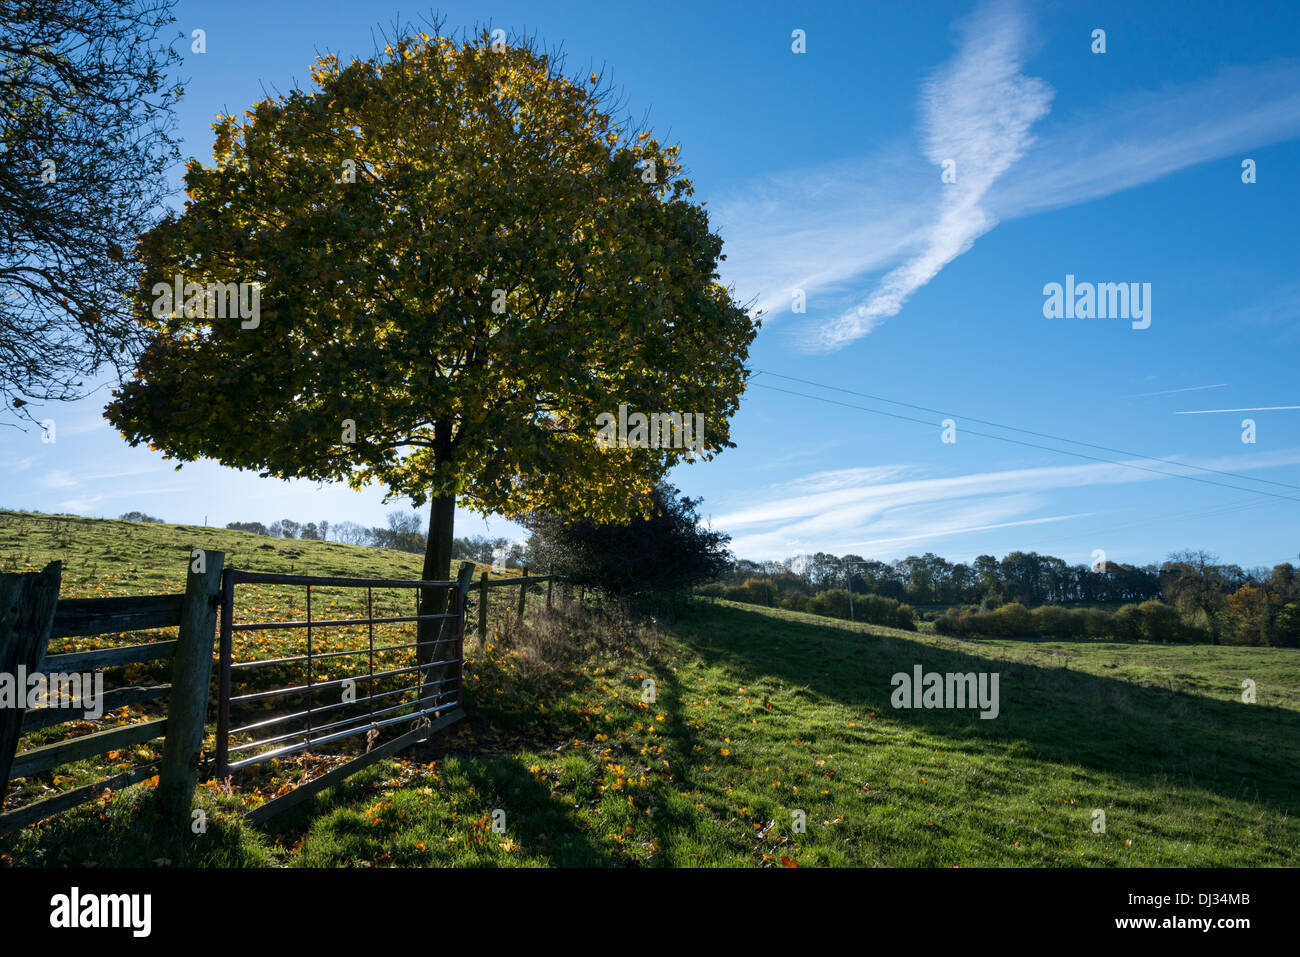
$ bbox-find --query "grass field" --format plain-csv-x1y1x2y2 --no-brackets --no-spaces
2,511,1297,867
0,510,506,810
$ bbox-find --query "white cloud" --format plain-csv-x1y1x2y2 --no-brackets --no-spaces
42,470,78,490
716,449,1300,559
712,4,1300,352
992,60,1300,219
814,0,1052,349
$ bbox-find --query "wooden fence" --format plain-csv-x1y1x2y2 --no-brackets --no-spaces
0,552,224,838
472,567,563,649
0,554,567,836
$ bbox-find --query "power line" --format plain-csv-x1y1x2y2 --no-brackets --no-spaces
748,380,1300,505
751,369,1300,495
1019,495,1285,552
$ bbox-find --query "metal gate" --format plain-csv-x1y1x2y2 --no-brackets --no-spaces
213,566,473,818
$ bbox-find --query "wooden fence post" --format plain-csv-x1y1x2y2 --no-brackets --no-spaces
517,573,528,626
0,562,62,804
546,566,553,611
454,564,477,707
456,563,477,606
158,550,224,840
477,571,488,650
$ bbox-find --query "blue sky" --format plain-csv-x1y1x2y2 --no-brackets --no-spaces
6,0,1300,570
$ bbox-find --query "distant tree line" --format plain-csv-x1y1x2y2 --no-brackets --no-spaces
726,550,1169,606
713,548,1300,647
223,511,528,567
696,578,917,630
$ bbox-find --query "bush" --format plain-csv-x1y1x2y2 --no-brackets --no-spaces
1079,607,1111,638
933,611,960,636
853,593,917,630
1031,604,1084,639
226,521,268,536
1137,599,1185,643
526,483,732,599
1110,604,1143,641
988,602,1033,637
805,588,852,620
935,599,1197,644
1275,602,1300,647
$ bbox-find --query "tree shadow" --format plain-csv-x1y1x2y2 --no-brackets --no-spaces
258,747,621,867
678,602,1300,818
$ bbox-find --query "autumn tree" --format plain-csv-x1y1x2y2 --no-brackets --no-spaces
105,26,757,686
0,0,182,418
1226,583,1271,646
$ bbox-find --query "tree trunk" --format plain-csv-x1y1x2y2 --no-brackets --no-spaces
418,418,458,707
418,491,456,705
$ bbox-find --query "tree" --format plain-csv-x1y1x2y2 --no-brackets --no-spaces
1226,584,1270,646
333,521,369,546
1,0,182,417
1000,551,1044,604
525,483,731,599
805,552,842,592
226,520,268,535
973,554,1001,604
104,26,756,679
383,510,426,554
1162,550,1227,642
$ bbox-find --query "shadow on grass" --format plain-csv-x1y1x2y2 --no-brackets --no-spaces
258,747,622,867
680,601,1300,818
0,787,272,867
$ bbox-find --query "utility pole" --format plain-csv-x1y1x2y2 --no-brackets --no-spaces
844,560,870,623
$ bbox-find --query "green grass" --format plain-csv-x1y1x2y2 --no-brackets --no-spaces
0,509,508,811
2,512,1297,867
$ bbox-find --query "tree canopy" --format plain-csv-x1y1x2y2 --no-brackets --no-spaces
105,25,757,613
0,0,181,418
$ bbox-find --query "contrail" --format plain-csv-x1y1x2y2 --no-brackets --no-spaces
1127,383,1227,398
1175,406,1300,414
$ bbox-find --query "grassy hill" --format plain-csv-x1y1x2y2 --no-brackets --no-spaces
2,511,1297,867
0,509,473,592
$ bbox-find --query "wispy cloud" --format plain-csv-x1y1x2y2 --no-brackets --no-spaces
842,509,1094,553
992,59,1300,219
713,2,1300,351
771,465,916,495
716,449,1300,559
36,464,159,491
713,151,931,320
42,471,78,490
57,485,191,512
815,0,1052,349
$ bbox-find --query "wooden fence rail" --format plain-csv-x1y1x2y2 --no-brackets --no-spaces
0,552,224,839
471,567,564,649
1,554,565,836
